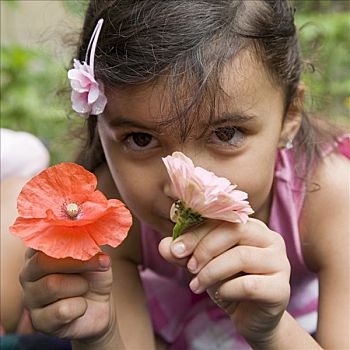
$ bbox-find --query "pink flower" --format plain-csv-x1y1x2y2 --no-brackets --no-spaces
162,152,254,225
67,19,107,117
68,59,107,117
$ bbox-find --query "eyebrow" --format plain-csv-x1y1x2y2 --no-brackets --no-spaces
209,113,257,126
106,112,257,131
107,116,162,132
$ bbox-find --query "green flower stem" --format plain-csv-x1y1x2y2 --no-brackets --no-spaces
172,201,205,240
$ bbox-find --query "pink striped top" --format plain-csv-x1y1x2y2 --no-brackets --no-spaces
140,135,350,349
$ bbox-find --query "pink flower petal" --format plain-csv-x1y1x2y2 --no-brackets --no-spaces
68,59,107,117
71,90,90,115
80,70,96,86
88,83,99,104
91,91,107,115
162,152,254,223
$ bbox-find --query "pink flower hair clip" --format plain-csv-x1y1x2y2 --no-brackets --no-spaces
68,18,107,118
162,152,254,239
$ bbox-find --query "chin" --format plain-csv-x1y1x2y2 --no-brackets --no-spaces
150,218,174,236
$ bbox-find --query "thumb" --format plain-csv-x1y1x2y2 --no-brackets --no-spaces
158,237,189,267
82,253,113,299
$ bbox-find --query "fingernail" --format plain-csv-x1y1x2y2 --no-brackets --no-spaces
98,254,111,269
187,257,198,273
172,242,186,257
189,278,200,294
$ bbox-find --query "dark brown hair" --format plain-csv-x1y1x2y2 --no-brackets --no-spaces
74,0,341,175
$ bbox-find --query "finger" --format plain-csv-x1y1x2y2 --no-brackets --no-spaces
158,237,189,267
170,220,221,258
20,251,111,283
216,273,290,305
25,248,38,260
189,246,283,294
24,274,89,308
30,297,87,335
207,286,239,315
187,219,284,274
82,269,114,298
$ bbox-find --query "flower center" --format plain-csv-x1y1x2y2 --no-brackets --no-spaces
170,200,205,240
170,201,181,223
65,203,80,218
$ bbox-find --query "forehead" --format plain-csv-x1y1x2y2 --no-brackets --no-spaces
103,51,285,131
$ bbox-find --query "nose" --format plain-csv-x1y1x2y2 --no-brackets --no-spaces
163,181,178,201
161,147,207,202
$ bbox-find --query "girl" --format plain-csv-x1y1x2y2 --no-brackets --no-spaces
20,1,349,349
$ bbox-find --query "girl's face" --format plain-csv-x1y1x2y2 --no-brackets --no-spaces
98,54,288,234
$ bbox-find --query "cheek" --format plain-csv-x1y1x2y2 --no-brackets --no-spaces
218,150,276,214
100,144,166,227
234,153,276,215
109,160,155,215
112,165,164,229
97,131,153,213
240,168,274,211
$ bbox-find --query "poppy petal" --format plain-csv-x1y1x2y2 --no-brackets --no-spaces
11,162,133,260
83,202,133,247
17,163,97,218
10,201,132,260
44,199,130,227
11,217,102,260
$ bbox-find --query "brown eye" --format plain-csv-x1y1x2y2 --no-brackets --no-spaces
210,127,245,147
215,127,236,142
124,132,159,151
132,133,152,147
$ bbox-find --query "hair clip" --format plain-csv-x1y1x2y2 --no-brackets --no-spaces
68,19,107,118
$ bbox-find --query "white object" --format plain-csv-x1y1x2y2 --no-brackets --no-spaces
0,128,50,180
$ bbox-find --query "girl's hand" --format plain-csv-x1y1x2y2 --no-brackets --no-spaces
159,218,291,345
20,249,117,344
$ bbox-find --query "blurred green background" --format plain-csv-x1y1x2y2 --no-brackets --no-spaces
1,0,349,165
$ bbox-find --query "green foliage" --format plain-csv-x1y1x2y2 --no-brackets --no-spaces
62,0,88,18
2,0,20,9
294,0,350,14
0,45,84,164
296,13,350,122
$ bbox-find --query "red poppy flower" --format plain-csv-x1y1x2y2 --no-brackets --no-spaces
10,162,132,260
